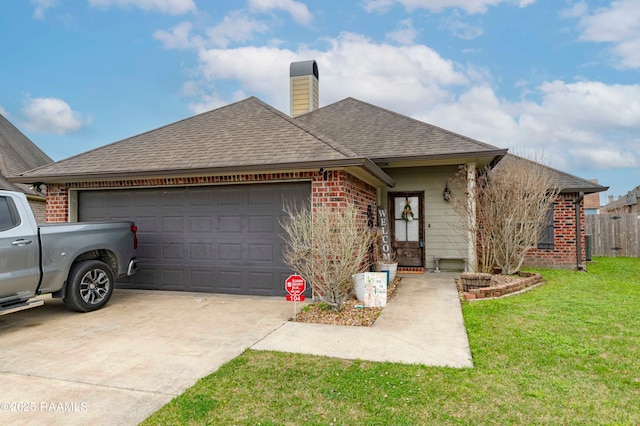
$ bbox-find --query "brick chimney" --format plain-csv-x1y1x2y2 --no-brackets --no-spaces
290,60,318,117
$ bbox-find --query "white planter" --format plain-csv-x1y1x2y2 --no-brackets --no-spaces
378,262,398,283
353,273,366,302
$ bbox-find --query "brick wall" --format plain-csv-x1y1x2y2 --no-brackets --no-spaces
524,193,585,269
46,170,377,224
311,170,377,225
27,198,47,223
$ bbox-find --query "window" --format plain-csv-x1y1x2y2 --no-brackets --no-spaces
537,205,555,249
0,196,20,231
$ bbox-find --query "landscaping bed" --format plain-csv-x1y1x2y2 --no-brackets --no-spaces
291,277,401,326
457,271,543,301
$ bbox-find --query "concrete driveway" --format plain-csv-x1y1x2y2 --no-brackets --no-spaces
0,289,293,425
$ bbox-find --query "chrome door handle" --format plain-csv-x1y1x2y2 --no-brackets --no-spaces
12,239,33,246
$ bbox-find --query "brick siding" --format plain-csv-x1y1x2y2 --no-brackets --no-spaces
46,170,377,225
524,193,585,269
27,199,47,223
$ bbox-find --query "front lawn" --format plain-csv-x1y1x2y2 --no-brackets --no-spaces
143,257,640,425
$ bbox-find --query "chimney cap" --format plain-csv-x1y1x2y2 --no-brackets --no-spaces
290,60,318,79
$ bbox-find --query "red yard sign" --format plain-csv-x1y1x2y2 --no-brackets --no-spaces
285,274,306,301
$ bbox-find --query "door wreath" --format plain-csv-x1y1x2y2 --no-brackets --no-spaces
402,198,414,222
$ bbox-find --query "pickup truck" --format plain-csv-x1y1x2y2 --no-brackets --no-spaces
0,190,138,315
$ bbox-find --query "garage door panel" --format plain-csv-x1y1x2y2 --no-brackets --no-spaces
161,191,184,207
218,270,244,293
189,217,212,232
218,216,241,232
218,188,242,206
78,182,310,296
248,243,274,262
248,215,274,233
249,271,278,294
188,188,212,206
189,243,212,260
162,217,184,233
161,243,183,260
161,269,186,290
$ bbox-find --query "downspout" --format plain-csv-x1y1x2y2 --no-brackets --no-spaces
575,192,585,271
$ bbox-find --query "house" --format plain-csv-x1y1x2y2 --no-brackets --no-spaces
0,113,53,222
9,60,606,296
601,186,640,214
493,155,606,271
583,180,602,215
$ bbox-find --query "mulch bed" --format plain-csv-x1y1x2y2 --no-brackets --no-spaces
291,277,401,327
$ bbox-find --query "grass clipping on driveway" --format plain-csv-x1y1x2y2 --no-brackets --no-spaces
142,258,640,425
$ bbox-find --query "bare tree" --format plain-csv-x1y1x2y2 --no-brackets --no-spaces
451,154,560,274
280,201,373,310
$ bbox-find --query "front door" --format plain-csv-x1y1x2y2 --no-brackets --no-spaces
389,192,424,267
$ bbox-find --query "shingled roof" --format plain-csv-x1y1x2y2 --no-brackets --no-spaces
494,154,608,194
0,113,52,195
295,97,507,162
11,97,392,186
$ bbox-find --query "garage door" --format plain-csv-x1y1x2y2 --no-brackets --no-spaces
78,183,310,296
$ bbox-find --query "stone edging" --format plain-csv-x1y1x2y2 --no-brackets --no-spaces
457,273,544,301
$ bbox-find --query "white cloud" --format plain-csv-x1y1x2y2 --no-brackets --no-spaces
385,19,419,45
154,21,194,49
206,11,270,48
0,106,8,117
362,0,396,14
22,97,90,134
194,32,469,115
439,11,484,39
362,0,535,14
88,0,196,15
568,0,640,69
421,79,640,171
248,0,313,25
31,0,57,19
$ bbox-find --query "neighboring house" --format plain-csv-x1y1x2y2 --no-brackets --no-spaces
584,180,602,215
601,186,640,214
9,60,606,296
0,113,53,222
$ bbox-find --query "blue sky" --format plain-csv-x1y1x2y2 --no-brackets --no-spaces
1,0,639,203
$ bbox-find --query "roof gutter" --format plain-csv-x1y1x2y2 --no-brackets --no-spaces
560,186,609,194
8,157,396,188
371,148,508,164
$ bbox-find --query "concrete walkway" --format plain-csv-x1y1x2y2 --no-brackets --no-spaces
253,273,473,368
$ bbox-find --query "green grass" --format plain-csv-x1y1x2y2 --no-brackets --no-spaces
142,257,640,425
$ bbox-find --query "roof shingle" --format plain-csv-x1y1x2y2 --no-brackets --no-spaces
0,113,52,194
14,97,361,180
295,97,505,160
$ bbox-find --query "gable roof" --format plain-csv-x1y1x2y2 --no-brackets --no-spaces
494,154,608,194
295,97,507,164
11,97,393,186
0,113,52,195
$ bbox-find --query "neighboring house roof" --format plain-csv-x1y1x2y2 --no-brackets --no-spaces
10,97,393,186
601,185,640,212
295,97,507,163
494,154,608,194
0,112,52,196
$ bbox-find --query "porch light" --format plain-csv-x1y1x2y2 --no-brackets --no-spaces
443,181,451,201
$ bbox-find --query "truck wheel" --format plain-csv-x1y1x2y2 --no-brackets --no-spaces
63,260,115,312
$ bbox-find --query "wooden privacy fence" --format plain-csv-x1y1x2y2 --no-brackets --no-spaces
585,214,640,258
